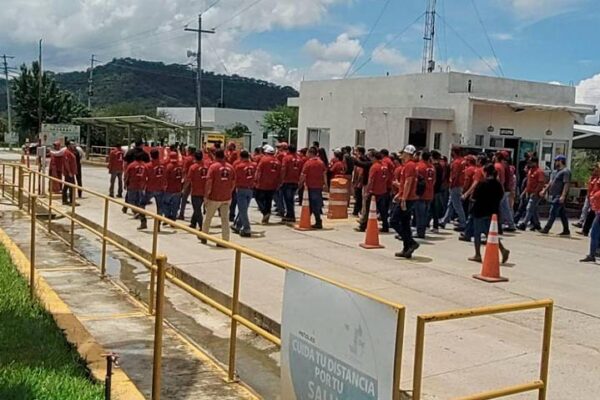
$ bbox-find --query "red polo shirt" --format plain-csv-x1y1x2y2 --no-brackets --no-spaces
188,160,212,196
416,160,435,201
282,153,304,184
146,159,167,192
399,160,418,201
526,167,545,194
206,161,236,201
329,160,346,177
108,149,124,173
463,165,477,192
392,164,404,195
165,161,184,193
449,157,465,188
302,157,327,189
234,159,257,189
226,150,240,165
494,162,506,187
125,161,148,191
256,155,282,191
368,161,389,196
63,150,77,178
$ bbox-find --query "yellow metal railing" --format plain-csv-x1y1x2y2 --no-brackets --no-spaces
3,164,407,400
412,299,554,400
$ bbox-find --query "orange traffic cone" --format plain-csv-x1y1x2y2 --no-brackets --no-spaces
295,186,313,231
473,214,508,283
359,197,384,249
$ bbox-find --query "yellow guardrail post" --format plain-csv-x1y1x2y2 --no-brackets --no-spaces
227,250,242,382
539,302,553,400
47,176,53,234
70,183,76,249
1,163,5,197
17,165,24,209
149,218,160,315
392,307,406,400
11,164,16,200
151,255,167,400
412,316,426,400
100,197,109,278
30,194,37,299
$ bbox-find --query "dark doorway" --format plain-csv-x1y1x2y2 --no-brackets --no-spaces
408,119,429,149
504,137,520,164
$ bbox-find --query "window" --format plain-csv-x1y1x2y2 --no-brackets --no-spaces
433,132,442,150
355,130,366,147
490,137,503,148
475,135,484,147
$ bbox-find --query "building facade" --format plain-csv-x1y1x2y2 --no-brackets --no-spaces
290,72,596,170
157,107,267,149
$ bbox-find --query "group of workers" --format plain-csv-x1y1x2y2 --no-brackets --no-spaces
45,140,85,205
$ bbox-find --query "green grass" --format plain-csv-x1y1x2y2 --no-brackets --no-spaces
0,246,104,400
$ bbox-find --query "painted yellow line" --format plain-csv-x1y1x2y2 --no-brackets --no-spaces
0,227,145,400
79,311,146,322
36,265,93,272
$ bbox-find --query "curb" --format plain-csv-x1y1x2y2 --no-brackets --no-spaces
0,227,146,400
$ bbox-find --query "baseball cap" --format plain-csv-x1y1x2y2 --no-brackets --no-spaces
402,145,416,155
263,145,275,154
554,155,567,162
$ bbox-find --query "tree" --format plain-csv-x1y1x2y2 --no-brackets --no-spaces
12,62,88,141
262,105,298,142
224,122,250,138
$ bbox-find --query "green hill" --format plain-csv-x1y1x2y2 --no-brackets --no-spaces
0,58,298,116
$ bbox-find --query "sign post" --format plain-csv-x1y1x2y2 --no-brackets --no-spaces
281,270,401,400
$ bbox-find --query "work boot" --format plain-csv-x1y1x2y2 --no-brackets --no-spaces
231,225,240,234
138,219,148,230
117,193,123,198
572,222,583,228
468,255,482,263
404,242,420,258
501,248,510,264
539,228,550,234
240,231,252,238
312,222,323,230
517,223,526,231
121,206,127,214
261,213,270,225
558,231,571,237
580,255,596,263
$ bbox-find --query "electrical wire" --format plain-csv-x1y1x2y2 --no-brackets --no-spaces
211,0,267,30
348,12,426,77
343,0,393,78
204,39,231,75
470,0,504,76
436,13,501,77
203,0,222,13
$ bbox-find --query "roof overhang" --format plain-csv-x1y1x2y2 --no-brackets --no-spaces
573,124,600,149
72,115,183,130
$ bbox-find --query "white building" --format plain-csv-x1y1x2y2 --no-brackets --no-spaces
157,107,267,149
290,72,596,170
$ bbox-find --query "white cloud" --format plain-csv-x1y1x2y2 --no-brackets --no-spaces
491,33,514,41
371,45,420,74
576,73,600,124
504,0,585,20
304,33,362,62
445,57,502,76
308,60,352,79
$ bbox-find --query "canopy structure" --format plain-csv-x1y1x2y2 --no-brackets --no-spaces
573,124,600,150
72,115,185,147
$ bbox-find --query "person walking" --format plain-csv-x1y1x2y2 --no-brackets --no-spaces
62,142,78,205
299,147,328,229
280,145,303,223
496,151,517,232
124,152,149,230
226,142,240,222
359,152,390,232
232,150,257,237
145,148,167,217
185,150,212,230
351,146,368,217
201,150,236,243
574,167,599,229
108,144,124,198
580,178,600,262
469,164,510,263
163,152,184,222
391,145,420,258
516,156,545,231
255,145,281,224
178,146,196,220
415,151,435,238
354,149,375,230
441,147,466,231
540,155,571,235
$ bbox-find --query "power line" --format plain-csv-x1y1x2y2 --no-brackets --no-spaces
212,0,266,30
203,0,222,13
469,0,504,76
436,13,501,77
205,39,230,75
2,54,15,134
343,0,393,78
348,12,426,77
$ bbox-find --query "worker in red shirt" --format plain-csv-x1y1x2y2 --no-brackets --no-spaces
255,145,281,224
415,151,436,239
280,145,304,222
299,146,328,229
201,149,236,243
62,142,78,205
581,163,600,262
495,151,517,232
225,142,241,222
252,146,263,164
516,156,546,231
390,145,419,258
329,150,346,178
273,142,288,218
145,149,167,216
359,151,390,232
124,152,149,230
184,150,211,230
177,146,196,220
107,144,124,198
459,153,489,242
232,150,257,237
49,141,64,194
381,149,396,203
163,152,184,221
461,155,477,219
441,147,466,231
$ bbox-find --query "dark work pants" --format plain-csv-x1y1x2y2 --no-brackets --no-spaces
583,209,595,236
255,189,275,216
62,176,75,204
282,183,298,220
390,201,417,252
229,189,237,222
353,187,363,216
190,195,204,229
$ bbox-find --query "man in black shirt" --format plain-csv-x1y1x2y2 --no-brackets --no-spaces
430,150,445,232
353,148,376,230
470,164,510,263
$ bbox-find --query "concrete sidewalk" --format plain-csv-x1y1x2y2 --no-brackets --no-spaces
0,204,257,400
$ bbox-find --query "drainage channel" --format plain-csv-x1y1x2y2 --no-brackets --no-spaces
41,215,282,399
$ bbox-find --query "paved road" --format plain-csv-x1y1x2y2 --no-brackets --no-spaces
3,153,600,399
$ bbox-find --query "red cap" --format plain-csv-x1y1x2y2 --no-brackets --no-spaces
169,151,178,160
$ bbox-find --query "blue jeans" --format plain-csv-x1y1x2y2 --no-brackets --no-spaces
127,189,146,208
473,216,491,249
544,197,570,233
190,195,204,229
281,183,298,220
442,187,466,227
579,196,591,225
499,192,516,229
415,200,430,237
145,191,164,215
162,192,181,220
390,201,417,251
308,189,323,223
521,195,541,229
234,188,253,233
274,188,285,216
178,187,190,218
588,213,600,257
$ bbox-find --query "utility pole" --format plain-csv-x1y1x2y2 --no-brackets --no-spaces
185,14,214,145
38,39,43,136
2,54,15,136
87,54,98,110
421,0,437,73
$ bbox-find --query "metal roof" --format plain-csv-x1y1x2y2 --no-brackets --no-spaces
573,124,600,149
72,115,183,130
470,97,597,116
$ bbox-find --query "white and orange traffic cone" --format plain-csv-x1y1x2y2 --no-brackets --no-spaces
295,186,313,231
473,214,508,283
359,197,384,249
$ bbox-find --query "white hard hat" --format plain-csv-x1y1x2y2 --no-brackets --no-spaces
402,144,416,155
263,145,275,154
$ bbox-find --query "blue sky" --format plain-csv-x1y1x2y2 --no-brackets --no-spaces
0,0,599,117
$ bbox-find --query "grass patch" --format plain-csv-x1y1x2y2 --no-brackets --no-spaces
0,245,104,400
